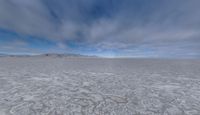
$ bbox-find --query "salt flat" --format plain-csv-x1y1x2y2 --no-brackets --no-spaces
0,57,200,115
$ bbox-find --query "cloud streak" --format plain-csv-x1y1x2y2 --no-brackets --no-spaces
0,0,200,57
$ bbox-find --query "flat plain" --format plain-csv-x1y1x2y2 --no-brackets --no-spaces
0,57,200,115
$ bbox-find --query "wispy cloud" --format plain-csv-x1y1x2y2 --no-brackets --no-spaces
0,0,200,57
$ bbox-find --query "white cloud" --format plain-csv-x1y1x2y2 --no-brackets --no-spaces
57,42,67,49
0,0,200,57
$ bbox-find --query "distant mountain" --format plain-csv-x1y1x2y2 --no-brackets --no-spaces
0,54,31,57
37,53,98,58
0,53,8,57
0,53,98,58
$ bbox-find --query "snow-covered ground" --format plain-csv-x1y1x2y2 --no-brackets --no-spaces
0,57,200,115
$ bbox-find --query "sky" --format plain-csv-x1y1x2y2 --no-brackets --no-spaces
0,0,200,58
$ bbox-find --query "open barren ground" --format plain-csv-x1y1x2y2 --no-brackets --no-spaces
0,57,200,115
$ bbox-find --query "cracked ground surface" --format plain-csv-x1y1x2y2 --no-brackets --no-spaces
0,57,200,115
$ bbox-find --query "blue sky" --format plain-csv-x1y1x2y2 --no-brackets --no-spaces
0,0,200,58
